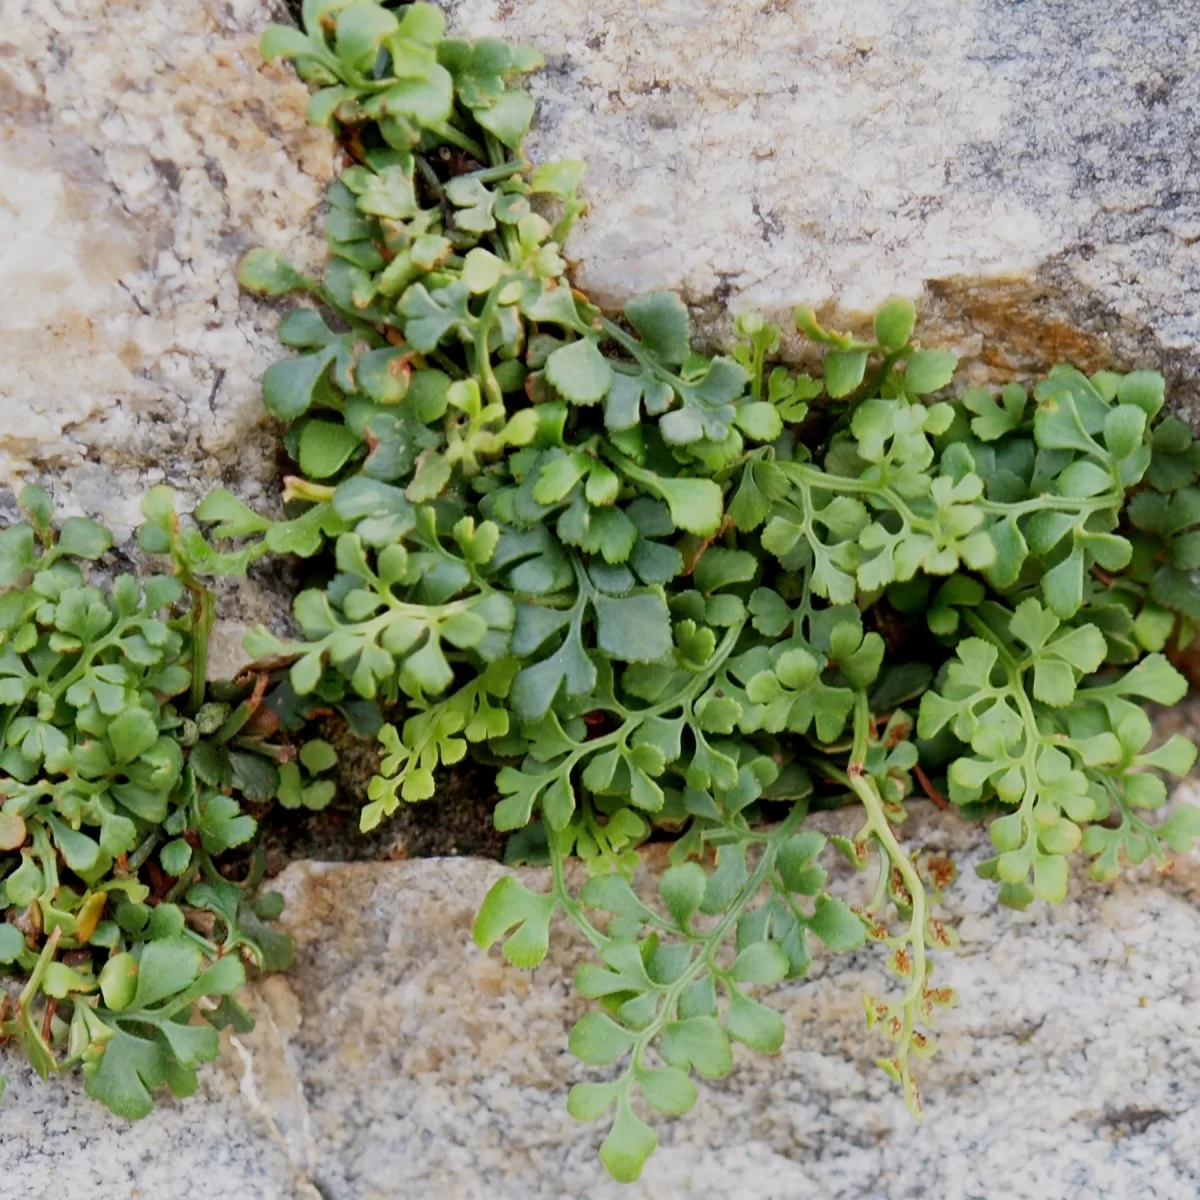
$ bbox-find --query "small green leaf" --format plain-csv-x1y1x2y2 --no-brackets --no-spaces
568,1011,635,1065
0,525,36,587
567,1080,619,1121
377,68,455,127
0,925,26,964
659,863,706,928
579,874,655,922
733,400,783,442
108,709,160,765
1104,404,1147,460
531,159,586,199
824,350,867,398
263,347,338,421
731,940,790,984
625,292,691,364
533,453,590,504
472,875,555,968
357,347,411,405
873,298,916,350
474,88,535,149
44,962,97,1000
333,477,416,545
1042,545,1085,618
195,490,272,537
693,548,758,594
600,1098,658,1184
725,990,785,1053
238,248,310,296
903,348,957,394
660,1016,733,1078
335,2,399,73
5,859,43,907
1118,370,1165,419
298,420,362,479
83,1029,167,1119
637,1065,697,1116
130,938,202,1009
545,339,613,405
159,839,193,877
260,24,315,62
58,518,113,560
647,477,723,538
99,953,139,1011
807,894,866,951
299,739,338,774
593,592,672,663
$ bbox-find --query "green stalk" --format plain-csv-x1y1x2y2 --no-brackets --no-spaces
429,347,467,379
46,617,138,704
484,133,522,263
780,459,1115,524
960,609,1043,866
473,279,510,408
815,347,905,454
11,926,61,1077
618,804,808,1098
428,121,486,160
847,691,929,1116
549,835,607,953
188,582,215,714
163,864,200,905
465,158,530,184
596,315,685,388
125,829,161,872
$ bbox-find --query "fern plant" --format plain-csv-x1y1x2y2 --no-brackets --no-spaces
2,0,1198,1180
0,487,329,1113
223,1,1200,1182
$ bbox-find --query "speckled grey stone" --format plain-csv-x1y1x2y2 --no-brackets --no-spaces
0,0,333,531
445,0,1200,406
6,796,1200,1200
0,1057,313,1200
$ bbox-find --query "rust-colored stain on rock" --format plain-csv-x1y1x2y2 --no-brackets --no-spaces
928,275,1114,377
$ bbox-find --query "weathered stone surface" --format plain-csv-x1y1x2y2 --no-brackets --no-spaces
446,0,1200,401
0,0,333,535
0,1048,312,1200
7,796,1200,1199
8,0,1200,530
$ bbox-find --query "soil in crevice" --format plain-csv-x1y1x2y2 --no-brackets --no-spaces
251,713,507,876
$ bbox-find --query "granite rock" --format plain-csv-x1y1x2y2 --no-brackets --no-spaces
446,0,1200,403
6,798,1200,1199
0,0,333,535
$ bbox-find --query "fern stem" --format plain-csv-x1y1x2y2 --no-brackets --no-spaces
960,608,1044,863
472,279,509,407
625,804,808,1076
549,836,607,953
848,691,929,1117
